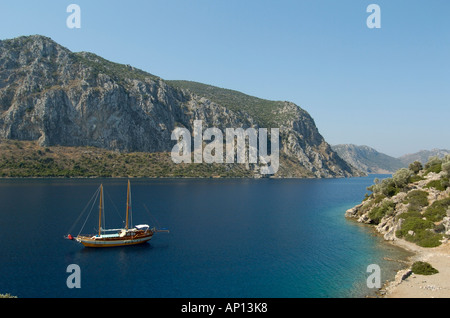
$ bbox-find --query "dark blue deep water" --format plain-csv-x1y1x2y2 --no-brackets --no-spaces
0,176,410,298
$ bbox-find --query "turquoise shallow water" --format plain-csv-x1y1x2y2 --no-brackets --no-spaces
0,176,410,298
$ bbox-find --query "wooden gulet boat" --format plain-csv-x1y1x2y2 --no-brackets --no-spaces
66,180,167,248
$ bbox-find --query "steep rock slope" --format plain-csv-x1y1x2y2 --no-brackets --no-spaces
0,35,360,178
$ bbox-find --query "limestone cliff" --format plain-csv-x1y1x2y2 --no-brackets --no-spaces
0,35,361,178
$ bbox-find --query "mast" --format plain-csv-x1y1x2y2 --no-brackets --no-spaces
126,180,130,230
98,184,103,236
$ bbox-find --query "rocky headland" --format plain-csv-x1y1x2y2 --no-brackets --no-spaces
345,156,450,297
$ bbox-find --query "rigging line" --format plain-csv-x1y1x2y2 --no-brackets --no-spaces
77,186,101,237
104,188,125,225
67,186,101,235
143,204,162,229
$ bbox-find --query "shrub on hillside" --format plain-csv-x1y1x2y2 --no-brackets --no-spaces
396,216,442,247
411,261,439,275
424,156,442,175
367,177,399,197
409,161,423,174
423,198,450,222
368,200,395,224
442,161,450,177
393,168,413,189
403,190,429,212
424,179,447,191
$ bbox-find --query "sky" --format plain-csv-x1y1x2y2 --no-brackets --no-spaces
0,0,449,157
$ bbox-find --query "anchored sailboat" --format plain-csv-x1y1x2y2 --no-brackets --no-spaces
67,180,168,248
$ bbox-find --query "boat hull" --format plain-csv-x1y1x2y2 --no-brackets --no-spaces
77,233,153,248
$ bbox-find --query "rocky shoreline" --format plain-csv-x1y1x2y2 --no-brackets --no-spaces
346,171,450,244
379,239,450,298
345,156,450,298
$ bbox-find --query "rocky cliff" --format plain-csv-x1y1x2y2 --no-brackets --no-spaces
0,35,361,178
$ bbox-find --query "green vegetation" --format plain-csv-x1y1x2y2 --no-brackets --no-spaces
442,161,450,177
367,155,450,199
367,177,400,197
0,140,255,178
409,174,425,183
362,155,450,248
424,156,442,175
0,139,321,179
424,179,448,191
392,168,413,189
394,188,447,248
368,200,395,224
72,52,160,87
396,216,443,247
394,189,448,247
411,261,439,275
404,190,429,212
0,293,17,298
167,80,297,128
423,198,450,222
409,161,423,174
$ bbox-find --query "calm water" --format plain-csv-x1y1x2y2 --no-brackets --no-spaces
0,176,410,298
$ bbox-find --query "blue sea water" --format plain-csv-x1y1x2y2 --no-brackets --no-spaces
0,176,410,298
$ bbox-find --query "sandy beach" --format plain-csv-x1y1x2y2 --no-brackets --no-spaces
382,239,450,298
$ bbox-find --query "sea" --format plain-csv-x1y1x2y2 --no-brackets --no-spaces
0,175,411,298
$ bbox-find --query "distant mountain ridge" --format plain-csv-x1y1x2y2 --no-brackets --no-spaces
332,145,450,174
399,149,450,166
0,35,360,178
332,144,405,174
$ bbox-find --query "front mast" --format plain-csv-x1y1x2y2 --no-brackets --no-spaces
126,180,130,230
98,184,103,236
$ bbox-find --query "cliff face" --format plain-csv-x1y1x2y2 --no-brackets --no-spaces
0,36,188,153
0,35,360,178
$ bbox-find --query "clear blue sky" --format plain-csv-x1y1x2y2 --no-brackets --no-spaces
1,0,449,157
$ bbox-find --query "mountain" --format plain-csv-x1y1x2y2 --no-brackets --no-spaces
332,144,405,174
0,35,361,178
399,149,450,166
